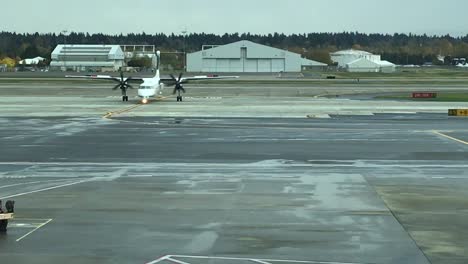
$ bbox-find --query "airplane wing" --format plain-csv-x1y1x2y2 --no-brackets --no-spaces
65,74,144,83
159,75,239,84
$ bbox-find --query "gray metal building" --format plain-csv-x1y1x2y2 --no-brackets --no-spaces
50,45,125,71
187,40,327,73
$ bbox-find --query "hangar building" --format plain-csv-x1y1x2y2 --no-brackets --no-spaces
331,49,396,73
51,45,125,71
187,40,327,73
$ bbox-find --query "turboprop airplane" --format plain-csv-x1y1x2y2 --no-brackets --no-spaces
66,51,238,103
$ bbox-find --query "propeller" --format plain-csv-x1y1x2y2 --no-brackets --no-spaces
112,71,134,96
170,72,186,96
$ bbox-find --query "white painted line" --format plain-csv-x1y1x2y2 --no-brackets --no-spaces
16,218,53,242
146,255,170,264
433,130,468,145
251,260,273,264
128,174,153,177
0,180,91,199
166,258,191,264
0,179,72,189
1,161,468,170
156,255,366,264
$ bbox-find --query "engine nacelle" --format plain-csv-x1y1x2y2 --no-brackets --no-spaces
6,200,14,213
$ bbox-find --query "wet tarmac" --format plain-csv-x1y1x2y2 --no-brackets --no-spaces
0,114,467,263
0,81,468,263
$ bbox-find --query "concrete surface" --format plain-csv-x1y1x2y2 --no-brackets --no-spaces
1,82,468,117
0,81,467,263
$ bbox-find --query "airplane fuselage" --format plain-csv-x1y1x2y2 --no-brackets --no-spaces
137,74,165,103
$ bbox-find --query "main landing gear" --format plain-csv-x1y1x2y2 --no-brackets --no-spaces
170,73,185,103
122,96,129,102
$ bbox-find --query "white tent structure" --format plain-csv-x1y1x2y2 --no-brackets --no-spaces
345,58,380,72
345,58,396,73
378,60,397,73
331,49,380,68
332,49,396,73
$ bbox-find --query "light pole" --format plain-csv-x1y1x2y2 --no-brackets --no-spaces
61,30,68,72
182,27,187,72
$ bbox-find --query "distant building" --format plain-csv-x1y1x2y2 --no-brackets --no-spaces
331,49,395,73
345,58,396,73
50,45,125,72
19,56,46,65
187,40,327,73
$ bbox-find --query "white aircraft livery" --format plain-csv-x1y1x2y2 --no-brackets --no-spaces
66,51,238,103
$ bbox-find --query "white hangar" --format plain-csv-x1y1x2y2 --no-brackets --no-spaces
51,45,125,71
187,40,327,73
330,49,396,73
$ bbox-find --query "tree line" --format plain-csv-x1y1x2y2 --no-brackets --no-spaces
1,31,468,66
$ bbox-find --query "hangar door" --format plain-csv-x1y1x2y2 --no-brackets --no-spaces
206,59,284,72
240,58,285,72
203,59,242,72
271,59,285,72
240,47,286,72
241,58,285,72
257,59,272,72
201,46,286,72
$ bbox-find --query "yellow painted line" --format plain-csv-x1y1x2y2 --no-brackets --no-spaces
103,103,143,119
433,131,468,145
16,218,53,242
155,96,168,101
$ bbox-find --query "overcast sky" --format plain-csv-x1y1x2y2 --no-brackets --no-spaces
3,0,466,36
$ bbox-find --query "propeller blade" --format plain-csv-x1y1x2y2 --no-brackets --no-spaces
113,84,121,90
169,74,177,82
181,87,186,93
178,72,183,82
126,84,134,89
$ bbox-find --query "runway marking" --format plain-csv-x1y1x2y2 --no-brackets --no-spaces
0,179,91,199
0,179,72,189
16,218,53,242
1,161,468,169
251,260,273,264
433,130,468,145
165,258,191,264
146,255,368,264
102,103,144,119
